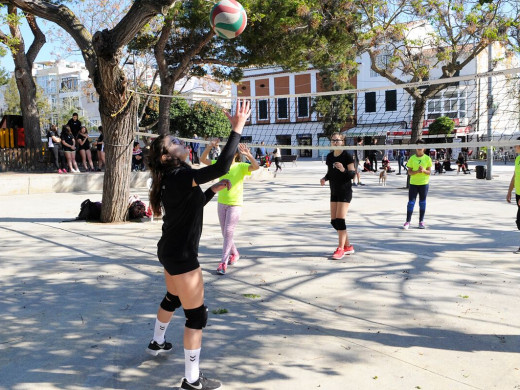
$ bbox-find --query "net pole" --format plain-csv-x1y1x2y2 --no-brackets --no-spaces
486,44,494,180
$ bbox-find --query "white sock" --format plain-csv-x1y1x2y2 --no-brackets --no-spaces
152,319,170,345
184,348,201,384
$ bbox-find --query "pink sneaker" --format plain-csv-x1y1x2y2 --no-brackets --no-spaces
331,247,345,260
228,254,240,265
58,169,63,174
344,245,355,254
216,262,227,275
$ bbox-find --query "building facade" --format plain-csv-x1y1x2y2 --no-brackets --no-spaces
233,67,356,158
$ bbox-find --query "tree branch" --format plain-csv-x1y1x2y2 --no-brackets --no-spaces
191,58,239,67
5,0,96,75
25,13,46,67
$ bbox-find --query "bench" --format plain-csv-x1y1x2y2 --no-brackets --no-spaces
280,154,298,167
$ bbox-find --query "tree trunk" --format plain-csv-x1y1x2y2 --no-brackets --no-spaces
96,55,139,223
157,80,175,135
14,66,41,149
410,98,427,143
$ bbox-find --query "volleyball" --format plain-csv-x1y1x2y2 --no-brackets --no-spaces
209,0,247,39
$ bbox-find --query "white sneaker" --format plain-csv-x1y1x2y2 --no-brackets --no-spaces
403,222,410,230
72,169,80,173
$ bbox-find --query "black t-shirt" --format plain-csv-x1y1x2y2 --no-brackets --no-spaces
67,119,82,137
77,133,90,150
96,134,104,151
61,133,75,151
324,151,354,189
157,131,241,275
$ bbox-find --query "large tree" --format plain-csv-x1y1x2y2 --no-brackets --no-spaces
131,0,362,135
0,5,46,148
358,0,520,142
5,0,178,222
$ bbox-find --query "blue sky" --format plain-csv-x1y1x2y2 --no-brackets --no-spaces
1,16,86,73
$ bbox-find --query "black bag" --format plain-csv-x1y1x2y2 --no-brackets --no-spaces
128,200,146,219
77,199,102,221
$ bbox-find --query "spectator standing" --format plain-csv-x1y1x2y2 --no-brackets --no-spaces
369,138,379,171
93,126,105,171
67,113,82,138
397,149,407,175
272,146,282,173
190,134,201,164
60,125,80,173
47,125,65,173
76,126,95,172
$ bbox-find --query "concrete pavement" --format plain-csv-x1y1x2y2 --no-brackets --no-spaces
0,161,519,390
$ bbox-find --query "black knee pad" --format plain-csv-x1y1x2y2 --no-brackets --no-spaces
516,219,520,231
335,218,346,230
183,304,208,329
160,292,182,312
331,219,338,230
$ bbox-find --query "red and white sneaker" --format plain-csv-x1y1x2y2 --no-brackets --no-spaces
344,245,355,254
331,247,345,260
216,262,227,275
228,254,240,266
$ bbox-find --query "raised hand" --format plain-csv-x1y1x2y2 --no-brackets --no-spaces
226,99,251,135
238,143,251,156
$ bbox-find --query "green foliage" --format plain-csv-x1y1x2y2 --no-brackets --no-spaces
0,67,9,86
428,116,455,135
170,98,231,139
130,0,360,84
3,76,21,115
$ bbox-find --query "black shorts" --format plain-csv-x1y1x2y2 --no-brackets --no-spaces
330,186,352,203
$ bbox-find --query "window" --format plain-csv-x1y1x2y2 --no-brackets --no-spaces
297,134,312,157
60,77,78,92
258,99,268,120
370,52,392,77
425,88,466,120
277,98,288,119
297,97,309,118
385,90,397,112
365,92,376,113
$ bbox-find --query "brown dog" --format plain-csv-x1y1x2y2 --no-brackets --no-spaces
379,167,387,186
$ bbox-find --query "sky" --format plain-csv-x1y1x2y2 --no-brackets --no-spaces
1,18,85,73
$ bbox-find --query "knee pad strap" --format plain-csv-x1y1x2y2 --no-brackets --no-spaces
335,218,346,230
160,292,182,312
183,304,208,329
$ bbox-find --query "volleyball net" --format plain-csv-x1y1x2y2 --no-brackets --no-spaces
134,67,520,160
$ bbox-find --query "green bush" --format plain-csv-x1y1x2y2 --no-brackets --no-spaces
428,116,455,135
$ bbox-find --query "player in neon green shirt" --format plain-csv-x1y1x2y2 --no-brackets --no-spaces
404,139,432,230
201,140,259,274
506,138,520,252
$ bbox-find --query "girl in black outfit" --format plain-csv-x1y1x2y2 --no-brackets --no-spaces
320,132,356,260
47,124,65,173
93,126,105,171
60,125,80,173
76,126,95,171
146,100,250,390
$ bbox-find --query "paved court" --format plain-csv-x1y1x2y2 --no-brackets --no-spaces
1,161,519,390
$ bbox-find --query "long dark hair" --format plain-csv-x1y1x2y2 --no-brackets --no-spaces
147,134,188,217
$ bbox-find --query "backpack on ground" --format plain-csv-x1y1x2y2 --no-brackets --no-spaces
77,199,102,221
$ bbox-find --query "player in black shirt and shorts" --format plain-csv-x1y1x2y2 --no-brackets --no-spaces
320,132,356,260
146,100,250,390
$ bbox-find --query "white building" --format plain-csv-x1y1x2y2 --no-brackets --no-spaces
353,24,520,144
33,60,101,130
